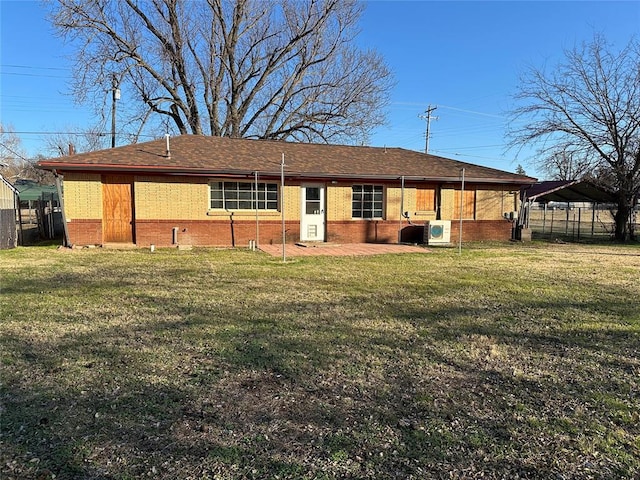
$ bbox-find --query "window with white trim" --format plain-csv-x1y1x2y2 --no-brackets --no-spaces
352,185,383,219
209,181,278,210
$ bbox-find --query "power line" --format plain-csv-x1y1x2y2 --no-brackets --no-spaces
437,144,508,151
0,64,69,71
5,131,103,136
0,141,30,161
437,104,507,119
0,72,69,79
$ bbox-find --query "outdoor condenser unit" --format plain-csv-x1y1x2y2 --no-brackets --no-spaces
424,220,451,245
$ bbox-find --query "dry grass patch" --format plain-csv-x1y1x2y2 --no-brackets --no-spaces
1,243,639,479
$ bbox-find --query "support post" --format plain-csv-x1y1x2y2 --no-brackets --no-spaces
281,154,286,262
577,208,582,241
399,176,405,243
459,168,465,255
254,171,259,249
54,171,70,247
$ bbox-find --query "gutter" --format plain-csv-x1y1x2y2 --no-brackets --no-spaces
37,162,537,186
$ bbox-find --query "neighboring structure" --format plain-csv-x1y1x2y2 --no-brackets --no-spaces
518,180,627,241
521,180,615,206
15,179,59,205
38,135,536,248
0,174,19,249
14,180,62,242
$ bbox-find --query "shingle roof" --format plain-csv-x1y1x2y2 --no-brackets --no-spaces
38,134,536,184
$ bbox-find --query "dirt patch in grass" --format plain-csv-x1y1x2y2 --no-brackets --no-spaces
1,243,639,479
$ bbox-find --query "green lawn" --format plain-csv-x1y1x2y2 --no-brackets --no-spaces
1,243,639,479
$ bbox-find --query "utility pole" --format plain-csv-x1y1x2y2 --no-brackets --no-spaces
111,75,120,148
419,105,438,154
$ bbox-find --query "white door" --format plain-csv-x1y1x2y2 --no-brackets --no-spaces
300,184,325,242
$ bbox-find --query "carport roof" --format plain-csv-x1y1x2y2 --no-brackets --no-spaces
523,180,615,203
15,181,58,201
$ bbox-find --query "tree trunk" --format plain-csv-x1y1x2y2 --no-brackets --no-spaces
614,193,631,241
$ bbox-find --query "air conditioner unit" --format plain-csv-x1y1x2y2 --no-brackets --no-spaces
424,220,451,245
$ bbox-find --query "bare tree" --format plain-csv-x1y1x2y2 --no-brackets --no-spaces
44,126,109,157
49,0,393,145
541,148,594,181
509,35,640,241
0,124,54,184
1,124,30,181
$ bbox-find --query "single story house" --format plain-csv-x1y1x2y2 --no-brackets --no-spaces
38,135,536,248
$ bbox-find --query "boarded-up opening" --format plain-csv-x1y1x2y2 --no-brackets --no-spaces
102,175,135,243
453,188,476,220
416,186,436,212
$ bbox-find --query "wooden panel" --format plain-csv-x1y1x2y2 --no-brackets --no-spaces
453,189,476,220
416,187,436,211
102,175,134,243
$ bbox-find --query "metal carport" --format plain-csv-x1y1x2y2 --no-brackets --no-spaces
518,180,618,239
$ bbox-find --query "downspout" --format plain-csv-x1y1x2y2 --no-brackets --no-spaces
53,169,71,247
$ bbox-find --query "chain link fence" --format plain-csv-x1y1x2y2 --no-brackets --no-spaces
528,204,639,241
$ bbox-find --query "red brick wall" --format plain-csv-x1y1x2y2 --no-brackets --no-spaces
67,219,102,246
326,221,401,244
135,219,300,247
326,220,513,244
65,218,514,247
450,220,514,242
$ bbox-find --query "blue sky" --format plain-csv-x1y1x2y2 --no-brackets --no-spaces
1,0,639,178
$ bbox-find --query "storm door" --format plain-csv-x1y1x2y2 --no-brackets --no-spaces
300,184,325,242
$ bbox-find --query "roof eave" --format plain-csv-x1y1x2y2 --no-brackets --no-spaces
38,162,536,185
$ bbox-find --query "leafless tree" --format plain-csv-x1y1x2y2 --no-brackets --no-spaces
509,34,640,241
1,124,30,181
44,126,109,157
540,148,594,181
0,125,54,184
49,0,393,145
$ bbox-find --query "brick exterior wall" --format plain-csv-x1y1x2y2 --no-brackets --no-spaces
65,217,515,247
326,220,402,244
67,219,102,246
135,219,298,247
450,219,514,242
61,174,520,247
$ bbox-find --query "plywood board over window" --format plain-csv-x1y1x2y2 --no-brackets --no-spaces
453,188,476,220
416,186,436,211
102,175,135,243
